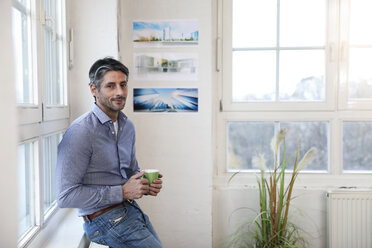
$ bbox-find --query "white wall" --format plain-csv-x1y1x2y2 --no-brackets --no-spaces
0,0,18,246
68,0,119,120
119,0,213,247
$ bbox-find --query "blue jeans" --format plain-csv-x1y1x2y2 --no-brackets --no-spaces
83,201,163,248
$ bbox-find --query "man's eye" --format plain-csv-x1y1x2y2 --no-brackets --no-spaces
121,83,127,88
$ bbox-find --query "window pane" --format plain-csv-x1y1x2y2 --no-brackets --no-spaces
17,142,35,238
280,122,328,171
227,122,275,170
44,0,65,106
279,50,325,101
12,6,34,104
280,0,326,47
233,0,277,48
233,50,276,101
44,30,64,105
343,122,372,171
350,0,372,45
227,121,328,171
348,48,372,100
15,0,27,4
43,133,62,214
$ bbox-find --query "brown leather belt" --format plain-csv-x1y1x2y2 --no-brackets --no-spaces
83,202,123,222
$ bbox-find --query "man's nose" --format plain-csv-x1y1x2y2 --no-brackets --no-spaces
115,85,125,95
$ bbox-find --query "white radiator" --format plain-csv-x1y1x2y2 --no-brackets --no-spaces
327,189,372,248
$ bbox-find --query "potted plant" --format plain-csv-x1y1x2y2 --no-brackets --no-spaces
228,128,317,248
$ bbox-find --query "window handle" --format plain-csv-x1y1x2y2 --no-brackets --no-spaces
40,10,56,41
69,28,74,69
216,37,221,72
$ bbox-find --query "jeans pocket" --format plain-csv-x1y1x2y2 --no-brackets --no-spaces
107,206,129,228
109,207,148,241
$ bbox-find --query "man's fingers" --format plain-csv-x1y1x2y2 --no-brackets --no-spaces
150,183,162,189
130,171,145,179
141,184,150,191
151,179,162,185
148,191,158,196
149,184,161,192
140,178,149,184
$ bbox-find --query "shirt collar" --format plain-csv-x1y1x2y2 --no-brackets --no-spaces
92,103,128,124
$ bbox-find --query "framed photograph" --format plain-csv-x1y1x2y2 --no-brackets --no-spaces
133,19,199,47
133,88,198,112
133,53,198,81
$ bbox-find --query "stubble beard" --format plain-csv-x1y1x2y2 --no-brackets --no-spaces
98,95,126,115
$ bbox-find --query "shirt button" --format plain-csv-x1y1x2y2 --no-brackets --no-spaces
112,132,115,134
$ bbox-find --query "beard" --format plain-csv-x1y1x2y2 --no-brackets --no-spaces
97,94,126,113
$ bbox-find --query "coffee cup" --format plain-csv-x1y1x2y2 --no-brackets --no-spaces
143,169,159,184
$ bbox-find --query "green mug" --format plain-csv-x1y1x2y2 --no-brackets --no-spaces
143,169,159,184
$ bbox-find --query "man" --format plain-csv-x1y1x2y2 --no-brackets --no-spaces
55,57,164,248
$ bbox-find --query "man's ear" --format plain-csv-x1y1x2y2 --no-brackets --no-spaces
90,83,97,97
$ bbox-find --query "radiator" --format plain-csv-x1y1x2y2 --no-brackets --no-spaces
327,189,372,248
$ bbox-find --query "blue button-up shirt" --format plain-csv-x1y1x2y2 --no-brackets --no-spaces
55,104,139,216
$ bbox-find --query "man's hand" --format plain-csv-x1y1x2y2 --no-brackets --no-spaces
122,171,150,200
148,173,163,196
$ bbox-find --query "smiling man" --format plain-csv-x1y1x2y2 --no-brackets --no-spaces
55,57,164,248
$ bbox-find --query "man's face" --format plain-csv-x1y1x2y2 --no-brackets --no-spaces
90,70,128,119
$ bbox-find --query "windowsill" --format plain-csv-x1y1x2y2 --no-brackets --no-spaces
25,208,87,248
214,173,372,190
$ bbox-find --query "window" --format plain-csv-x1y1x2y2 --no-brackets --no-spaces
339,0,372,108
43,132,63,215
231,0,326,103
343,122,372,171
12,0,68,246
17,141,37,239
218,0,372,178
42,0,69,120
227,121,328,171
44,0,66,106
12,0,35,105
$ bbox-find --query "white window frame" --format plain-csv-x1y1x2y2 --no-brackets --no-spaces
14,0,43,125
17,120,69,248
338,0,372,110
219,0,339,112
16,0,69,125
216,0,372,188
41,0,69,121
16,137,40,248
13,0,69,246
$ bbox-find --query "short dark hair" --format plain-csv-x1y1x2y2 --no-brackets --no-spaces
89,57,129,90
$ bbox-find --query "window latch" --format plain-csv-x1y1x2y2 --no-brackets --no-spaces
40,10,56,41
